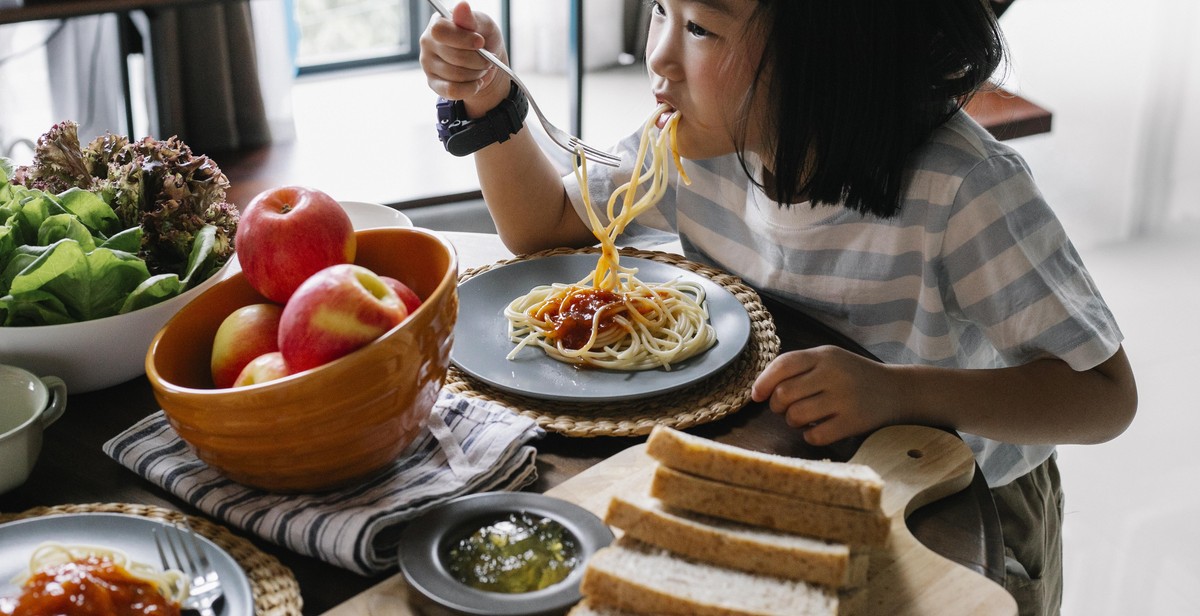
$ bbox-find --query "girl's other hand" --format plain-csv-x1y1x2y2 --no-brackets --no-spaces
751,346,906,446
419,1,510,115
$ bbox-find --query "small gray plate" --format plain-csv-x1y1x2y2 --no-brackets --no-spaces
0,513,254,615
451,254,752,402
398,492,614,616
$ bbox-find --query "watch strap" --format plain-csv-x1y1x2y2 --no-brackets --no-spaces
436,82,529,156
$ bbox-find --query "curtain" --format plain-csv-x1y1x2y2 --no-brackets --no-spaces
248,0,296,145
1,17,126,154
1,2,291,159
46,16,127,142
10,16,128,146
134,1,272,153
0,20,62,158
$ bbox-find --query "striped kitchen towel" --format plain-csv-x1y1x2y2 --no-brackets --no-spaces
103,390,544,575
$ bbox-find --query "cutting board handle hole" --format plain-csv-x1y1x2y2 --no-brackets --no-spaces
906,449,924,459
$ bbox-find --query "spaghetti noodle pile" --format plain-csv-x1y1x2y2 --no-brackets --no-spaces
505,104,715,371
3,543,188,615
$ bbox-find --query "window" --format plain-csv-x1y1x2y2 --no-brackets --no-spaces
293,0,428,73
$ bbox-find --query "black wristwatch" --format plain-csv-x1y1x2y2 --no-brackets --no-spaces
436,82,529,156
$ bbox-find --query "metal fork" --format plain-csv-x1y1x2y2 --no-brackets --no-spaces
425,0,622,167
155,523,224,616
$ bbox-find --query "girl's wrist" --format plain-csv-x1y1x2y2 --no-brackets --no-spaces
437,80,527,157
463,73,512,118
886,363,952,429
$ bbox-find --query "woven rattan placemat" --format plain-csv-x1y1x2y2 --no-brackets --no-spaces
444,246,781,437
0,503,302,615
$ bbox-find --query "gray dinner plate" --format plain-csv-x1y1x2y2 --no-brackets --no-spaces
0,513,254,615
452,254,751,402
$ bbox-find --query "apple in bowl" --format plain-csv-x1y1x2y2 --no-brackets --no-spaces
382,276,423,315
145,227,459,492
233,351,290,387
236,186,356,303
210,303,283,389
215,187,426,386
279,264,409,373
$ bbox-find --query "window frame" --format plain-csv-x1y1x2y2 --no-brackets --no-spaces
294,0,430,75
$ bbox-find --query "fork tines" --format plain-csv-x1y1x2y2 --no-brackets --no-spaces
157,523,211,574
155,522,223,616
571,140,622,167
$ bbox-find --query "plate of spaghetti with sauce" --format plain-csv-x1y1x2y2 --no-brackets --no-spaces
452,252,752,403
0,514,254,616
452,104,755,403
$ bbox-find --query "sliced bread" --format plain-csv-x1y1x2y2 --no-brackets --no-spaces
645,426,882,510
566,600,638,616
580,538,863,616
650,465,890,546
603,494,869,589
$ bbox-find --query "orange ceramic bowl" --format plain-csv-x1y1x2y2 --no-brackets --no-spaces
145,227,458,492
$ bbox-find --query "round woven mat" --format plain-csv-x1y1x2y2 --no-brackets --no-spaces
0,503,303,616
444,246,780,437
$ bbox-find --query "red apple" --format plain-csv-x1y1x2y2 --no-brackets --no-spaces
232,351,291,387
278,264,408,372
236,185,356,303
380,276,422,315
210,303,284,388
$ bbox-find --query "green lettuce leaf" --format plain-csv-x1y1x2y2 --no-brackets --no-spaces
37,213,96,252
0,225,15,275
0,134,235,326
0,184,34,217
5,239,151,321
119,273,184,314
0,157,13,202
181,224,220,286
7,194,69,245
110,224,220,314
0,289,75,326
57,187,120,237
99,226,143,253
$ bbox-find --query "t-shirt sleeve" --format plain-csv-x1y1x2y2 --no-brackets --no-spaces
563,130,680,247
940,153,1123,371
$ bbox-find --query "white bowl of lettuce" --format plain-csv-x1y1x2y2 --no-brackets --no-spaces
0,145,237,394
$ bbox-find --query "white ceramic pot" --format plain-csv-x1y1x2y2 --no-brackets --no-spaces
0,364,67,494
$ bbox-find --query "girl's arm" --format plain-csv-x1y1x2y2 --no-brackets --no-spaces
473,130,596,255
419,2,593,255
751,345,1137,447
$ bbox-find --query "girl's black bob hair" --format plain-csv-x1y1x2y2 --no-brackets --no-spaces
745,0,1006,216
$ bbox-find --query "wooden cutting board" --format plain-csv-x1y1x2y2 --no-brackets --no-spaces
324,425,1016,615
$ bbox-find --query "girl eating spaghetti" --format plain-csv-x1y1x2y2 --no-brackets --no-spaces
419,2,1137,614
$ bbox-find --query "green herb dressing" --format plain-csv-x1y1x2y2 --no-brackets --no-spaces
446,512,580,593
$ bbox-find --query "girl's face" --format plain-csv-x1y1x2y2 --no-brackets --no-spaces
645,0,767,160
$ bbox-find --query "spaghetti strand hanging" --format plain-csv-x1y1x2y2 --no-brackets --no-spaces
505,105,716,371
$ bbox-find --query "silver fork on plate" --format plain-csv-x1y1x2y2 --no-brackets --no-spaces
155,523,224,616
425,0,622,167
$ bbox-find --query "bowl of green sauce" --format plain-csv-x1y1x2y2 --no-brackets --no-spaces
399,492,615,616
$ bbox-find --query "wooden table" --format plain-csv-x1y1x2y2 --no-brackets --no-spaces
964,86,1053,141
0,231,1005,615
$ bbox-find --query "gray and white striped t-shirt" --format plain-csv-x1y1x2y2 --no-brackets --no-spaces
565,110,1122,487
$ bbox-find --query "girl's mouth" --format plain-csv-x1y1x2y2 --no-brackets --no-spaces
655,105,678,130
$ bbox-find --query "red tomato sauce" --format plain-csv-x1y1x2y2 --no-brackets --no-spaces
0,556,180,616
539,289,625,350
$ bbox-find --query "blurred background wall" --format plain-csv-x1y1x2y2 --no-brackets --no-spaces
996,0,1200,248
